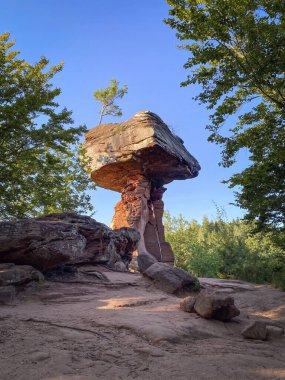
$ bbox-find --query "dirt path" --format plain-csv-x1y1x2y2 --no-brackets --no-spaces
0,270,284,380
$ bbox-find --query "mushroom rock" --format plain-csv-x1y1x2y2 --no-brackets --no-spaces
83,111,201,267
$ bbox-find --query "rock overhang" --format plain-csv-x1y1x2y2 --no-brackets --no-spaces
83,110,201,192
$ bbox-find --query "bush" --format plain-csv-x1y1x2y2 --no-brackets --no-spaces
164,212,285,290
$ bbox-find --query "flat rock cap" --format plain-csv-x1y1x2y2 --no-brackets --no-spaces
83,111,201,192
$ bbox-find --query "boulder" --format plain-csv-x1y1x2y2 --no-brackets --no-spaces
0,263,44,286
83,111,201,192
144,262,199,294
0,213,140,272
37,213,140,271
242,321,268,340
83,111,201,266
137,253,157,273
0,219,86,271
193,290,240,321
179,296,196,313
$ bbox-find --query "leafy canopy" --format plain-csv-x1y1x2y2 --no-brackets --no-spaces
165,0,285,241
0,32,95,220
94,79,128,124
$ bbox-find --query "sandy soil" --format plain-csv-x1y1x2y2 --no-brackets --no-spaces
0,267,284,380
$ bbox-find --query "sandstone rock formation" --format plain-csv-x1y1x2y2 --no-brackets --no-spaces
143,262,199,294
180,289,240,321
0,213,140,272
241,321,268,340
0,263,44,286
0,219,86,271
83,111,201,268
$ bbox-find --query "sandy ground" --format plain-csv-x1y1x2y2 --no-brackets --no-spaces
0,267,284,380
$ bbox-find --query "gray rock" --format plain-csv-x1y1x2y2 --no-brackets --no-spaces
266,325,284,339
0,264,44,286
137,253,157,273
0,286,16,304
37,213,140,271
193,290,240,321
83,111,201,192
0,213,140,273
144,262,199,294
242,321,268,340
0,220,86,271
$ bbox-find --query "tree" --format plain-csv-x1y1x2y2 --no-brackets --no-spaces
0,32,95,220
165,0,285,243
164,211,285,289
94,79,128,125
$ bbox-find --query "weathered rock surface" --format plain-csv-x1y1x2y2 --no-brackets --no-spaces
193,290,240,321
111,175,151,254
83,111,200,268
179,295,196,313
144,262,199,294
0,220,86,271
0,263,44,287
1,275,284,379
0,286,16,304
242,321,268,340
37,213,140,271
137,252,158,273
83,111,201,192
0,213,140,272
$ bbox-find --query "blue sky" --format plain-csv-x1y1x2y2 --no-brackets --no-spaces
1,0,248,225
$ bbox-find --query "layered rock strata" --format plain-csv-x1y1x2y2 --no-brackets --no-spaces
84,111,200,192
0,213,140,272
83,111,201,268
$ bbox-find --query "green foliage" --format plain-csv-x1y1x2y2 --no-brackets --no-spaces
165,1,285,243
164,212,285,290
94,79,128,125
0,32,96,220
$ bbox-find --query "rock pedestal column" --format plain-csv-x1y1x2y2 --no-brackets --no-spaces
112,175,174,265
144,199,174,265
83,111,201,269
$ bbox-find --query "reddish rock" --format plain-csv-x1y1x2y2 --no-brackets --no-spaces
0,213,140,272
0,220,86,271
193,290,240,321
83,111,200,272
83,111,200,192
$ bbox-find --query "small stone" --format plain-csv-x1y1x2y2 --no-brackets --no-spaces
180,296,196,313
0,219,87,271
242,321,268,340
137,253,157,273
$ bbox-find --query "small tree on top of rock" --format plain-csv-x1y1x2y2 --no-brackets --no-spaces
94,79,128,125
